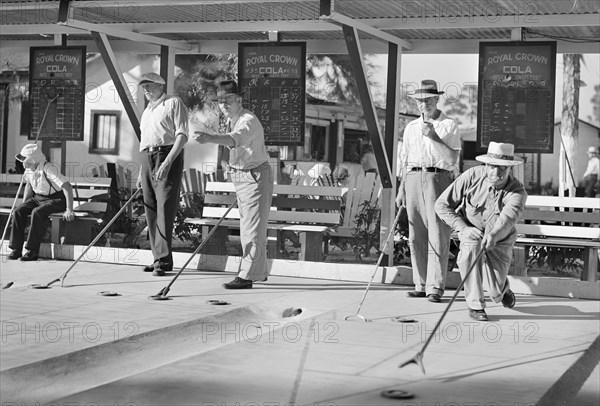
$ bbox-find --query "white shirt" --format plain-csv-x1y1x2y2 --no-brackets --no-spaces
227,108,270,170
583,155,600,178
139,94,189,152
25,162,68,195
400,112,461,174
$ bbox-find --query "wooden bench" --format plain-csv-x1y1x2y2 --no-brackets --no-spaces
0,173,113,245
512,195,600,281
185,181,344,261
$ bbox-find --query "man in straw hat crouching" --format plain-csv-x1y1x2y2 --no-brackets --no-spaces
435,142,527,321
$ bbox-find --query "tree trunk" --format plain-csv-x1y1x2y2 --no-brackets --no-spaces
559,54,581,197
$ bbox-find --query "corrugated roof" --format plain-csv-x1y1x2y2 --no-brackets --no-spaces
0,0,598,54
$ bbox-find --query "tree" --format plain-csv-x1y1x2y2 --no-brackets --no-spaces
590,84,600,125
560,54,582,197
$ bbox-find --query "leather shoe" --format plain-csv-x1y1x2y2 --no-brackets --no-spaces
20,250,39,261
223,277,253,289
427,294,441,303
501,289,516,309
152,268,166,276
469,308,488,321
406,291,426,298
7,249,22,260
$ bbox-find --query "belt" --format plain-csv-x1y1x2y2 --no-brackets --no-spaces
144,145,173,153
410,167,449,173
230,162,268,172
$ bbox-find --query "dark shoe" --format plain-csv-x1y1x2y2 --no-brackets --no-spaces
407,291,426,298
142,262,156,272
223,277,253,289
151,261,172,276
469,308,488,321
427,294,441,303
7,249,22,260
20,251,39,261
501,289,516,309
152,268,166,276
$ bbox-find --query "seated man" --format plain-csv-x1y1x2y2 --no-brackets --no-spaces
435,142,527,321
8,144,75,261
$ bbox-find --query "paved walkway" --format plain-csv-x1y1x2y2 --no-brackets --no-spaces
1,257,598,405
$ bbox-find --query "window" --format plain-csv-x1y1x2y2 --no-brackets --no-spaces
90,110,120,155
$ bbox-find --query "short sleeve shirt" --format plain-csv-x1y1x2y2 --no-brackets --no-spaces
25,163,68,195
227,108,270,170
400,112,461,173
139,94,189,151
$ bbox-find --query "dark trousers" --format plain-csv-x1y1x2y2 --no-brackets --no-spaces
141,148,184,267
10,192,66,253
584,174,598,197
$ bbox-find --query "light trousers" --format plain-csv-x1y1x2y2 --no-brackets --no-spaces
231,162,273,281
405,170,453,296
456,238,513,310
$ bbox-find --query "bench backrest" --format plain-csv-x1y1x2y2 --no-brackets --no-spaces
341,172,382,229
517,195,600,240
0,174,112,213
202,181,343,225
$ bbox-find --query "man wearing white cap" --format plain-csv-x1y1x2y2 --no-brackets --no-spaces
435,142,527,321
137,73,189,276
582,146,599,197
396,79,461,303
8,143,75,261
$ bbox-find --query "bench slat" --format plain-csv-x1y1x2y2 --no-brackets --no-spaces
522,209,600,225
273,184,343,197
203,194,237,205
269,211,340,224
516,237,600,248
517,223,600,240
271,196,340,211
525,195,600,210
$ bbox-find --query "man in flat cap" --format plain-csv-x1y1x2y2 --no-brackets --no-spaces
193,80,273,289
435,142,527,321
8,144,75,261
137,72,189,276
396,79,461,303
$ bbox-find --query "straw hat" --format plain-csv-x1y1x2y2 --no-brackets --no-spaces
15,143,46,163
476,142,523,166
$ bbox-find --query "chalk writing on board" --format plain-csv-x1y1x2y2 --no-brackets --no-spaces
29,46,86,141
477,42,556,154
239,42,306,145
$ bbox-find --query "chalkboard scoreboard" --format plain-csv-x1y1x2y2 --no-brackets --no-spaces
477,41,556,153
29,46,86,141
238,42,306,145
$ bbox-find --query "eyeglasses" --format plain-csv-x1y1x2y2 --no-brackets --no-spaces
217,95,238,105
486,164,509,171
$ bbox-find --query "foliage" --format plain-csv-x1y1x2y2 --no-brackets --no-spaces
526,246,583,277
99,188,204,248
174,54,238,110
173,192,204,245
590,84,600,125
441,83,478,126
351,200,380,260
392,207,411,265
